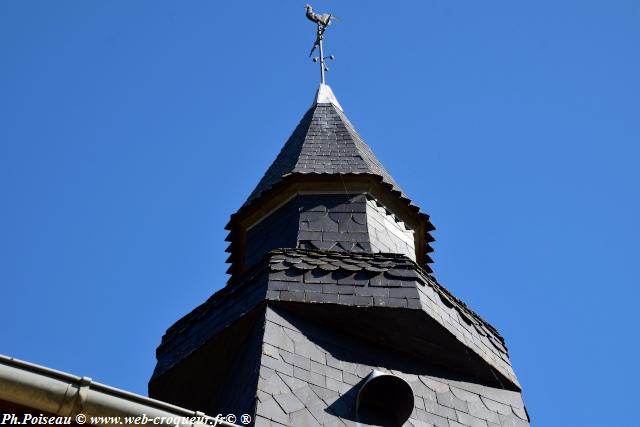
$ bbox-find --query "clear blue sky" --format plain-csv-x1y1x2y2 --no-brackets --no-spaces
1,2,638,425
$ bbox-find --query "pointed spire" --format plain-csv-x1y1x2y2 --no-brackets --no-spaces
242,86,405,207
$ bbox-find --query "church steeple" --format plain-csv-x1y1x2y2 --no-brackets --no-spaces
149,8,528,426
224,84,435,280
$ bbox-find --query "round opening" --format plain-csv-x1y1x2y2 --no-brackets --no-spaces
356,372,414,426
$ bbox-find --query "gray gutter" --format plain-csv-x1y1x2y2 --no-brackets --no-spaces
0,355,238,427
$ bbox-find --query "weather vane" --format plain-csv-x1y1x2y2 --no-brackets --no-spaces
305,4,338,85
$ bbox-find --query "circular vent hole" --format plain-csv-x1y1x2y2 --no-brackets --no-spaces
356,371,414,426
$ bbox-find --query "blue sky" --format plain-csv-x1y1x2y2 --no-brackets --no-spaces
1,1,638,425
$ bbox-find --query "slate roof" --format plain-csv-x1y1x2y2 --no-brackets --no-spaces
155,248,517,388
267,249,499,333
267,249,510,378
243,97,409,207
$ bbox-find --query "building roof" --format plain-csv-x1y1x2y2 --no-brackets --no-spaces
243,85,410,208
154,248,519,390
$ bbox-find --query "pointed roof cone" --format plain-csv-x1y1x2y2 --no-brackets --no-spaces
227,84,435,277
243,84,408,207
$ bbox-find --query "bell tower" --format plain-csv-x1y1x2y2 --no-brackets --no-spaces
149,6,529,427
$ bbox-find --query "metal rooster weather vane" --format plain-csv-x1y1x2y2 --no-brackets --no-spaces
305,4,338,84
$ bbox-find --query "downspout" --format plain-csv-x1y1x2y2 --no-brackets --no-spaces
0,355,238,427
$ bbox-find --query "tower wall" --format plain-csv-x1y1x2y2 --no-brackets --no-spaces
256,306,529,427
244,194,417,272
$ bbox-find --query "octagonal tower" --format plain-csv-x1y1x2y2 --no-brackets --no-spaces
149,85,529,427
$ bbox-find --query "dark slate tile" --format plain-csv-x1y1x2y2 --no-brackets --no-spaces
338,294,372,306
290,409,321,427
390,287,420,298
415,409,449,427
355,287,390,297
467,402,500,424
386,278,406,287
323,364,343,381
511,406,528,421
480,398,511,416
401,278,420,287
266,290,280,300
291,384,320,406
269,281,306,291
328,212,351,223
342,371,360,386
253,416,271,427
258,397,290,425
278,372,307,391
306,401,333,426
269,270,303,282
322,231,345,241
340,220,368,233
437,392,469,413
369,273,387,287
335,241,357,252
291,261,316,270
273,392,305,413
263,325,295,352
293,366,310,382
304,269,334,284
322,284,341,294
337,286,357,295
412,379,438,402
298,230,322,241
450,387,482,404
337,272,369,286
270,262,289,271
280,350,311,371
382,297,408,308
262,355,294,376
456,411,488,427
308,216,339,232
308,360,326,376
263,343,282,361
317,263,340,271
387,268,419,279
352,213,366,224
334,261,362,272
308,240,338,251
325,377,350,394
407,299,422,309
316,293,339,303
279,291,306,302
350,232,370,242
305,290,324,303
308,371,326,388
295,341,326,364
260,373,291,395
499,414,529,427
308,384,338,404
423,398,456,420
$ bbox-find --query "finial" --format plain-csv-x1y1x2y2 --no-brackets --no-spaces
305,4,338,85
